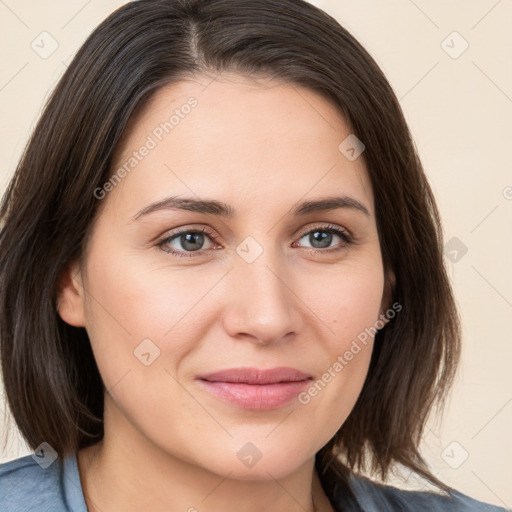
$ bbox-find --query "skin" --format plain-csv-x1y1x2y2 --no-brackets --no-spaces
58,72,395,512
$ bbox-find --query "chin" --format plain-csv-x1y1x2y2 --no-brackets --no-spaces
217,459,304,482
193,441,310,482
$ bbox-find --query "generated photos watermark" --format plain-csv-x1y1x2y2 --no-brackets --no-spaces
94,96,198,200
298,301,402,405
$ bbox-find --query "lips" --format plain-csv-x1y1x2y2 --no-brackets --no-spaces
197,367,312,385
196,367,313,410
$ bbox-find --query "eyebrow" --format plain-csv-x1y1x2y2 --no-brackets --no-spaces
130,194,371,222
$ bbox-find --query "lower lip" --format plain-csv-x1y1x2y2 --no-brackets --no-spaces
197,379,311,410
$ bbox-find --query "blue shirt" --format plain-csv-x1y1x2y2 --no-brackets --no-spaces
0,453,509,511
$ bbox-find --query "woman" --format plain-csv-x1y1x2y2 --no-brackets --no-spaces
0,0,507,510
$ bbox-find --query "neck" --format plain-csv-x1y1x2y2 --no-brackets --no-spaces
77,401,334,512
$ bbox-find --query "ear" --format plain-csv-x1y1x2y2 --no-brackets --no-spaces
56,260,86,327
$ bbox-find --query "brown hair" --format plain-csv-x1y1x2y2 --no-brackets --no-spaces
0,0,461,504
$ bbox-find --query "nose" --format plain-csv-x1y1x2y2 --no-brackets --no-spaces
221,248,303,346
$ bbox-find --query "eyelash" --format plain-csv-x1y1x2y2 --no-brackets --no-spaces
157,224,354,259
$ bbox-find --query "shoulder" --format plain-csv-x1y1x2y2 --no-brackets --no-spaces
0,452,83,512
343,473,510,512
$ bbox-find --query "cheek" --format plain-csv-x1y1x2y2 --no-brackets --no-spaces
292,260,383,436
82,243,210,341
300,256,385,343
90,249,220,329
80,250,209,439
80,242,222,398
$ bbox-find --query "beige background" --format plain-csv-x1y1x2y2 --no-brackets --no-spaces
0,0,511,508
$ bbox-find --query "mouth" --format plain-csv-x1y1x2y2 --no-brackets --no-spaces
196,367,313,410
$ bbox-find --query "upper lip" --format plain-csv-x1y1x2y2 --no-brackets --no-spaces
197,367,313,384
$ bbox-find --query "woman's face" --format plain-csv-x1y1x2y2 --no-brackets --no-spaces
60,73,392,480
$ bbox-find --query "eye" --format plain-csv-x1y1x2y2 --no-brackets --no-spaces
293,224,353,253
157,223,354,259
157,227,219,258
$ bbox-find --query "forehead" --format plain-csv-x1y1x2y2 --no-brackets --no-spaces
106,72,374,220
